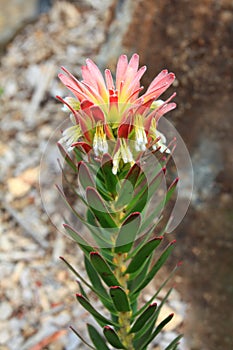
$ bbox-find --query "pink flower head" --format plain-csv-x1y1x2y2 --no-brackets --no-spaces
58,54,176,173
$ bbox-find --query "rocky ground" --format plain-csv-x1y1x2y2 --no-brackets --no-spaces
0,1,188,350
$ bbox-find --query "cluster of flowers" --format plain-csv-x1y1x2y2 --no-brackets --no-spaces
58,54,176,174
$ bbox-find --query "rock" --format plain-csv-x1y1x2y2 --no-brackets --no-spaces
0,302,13,320
6,166,39,198
0,0,38,46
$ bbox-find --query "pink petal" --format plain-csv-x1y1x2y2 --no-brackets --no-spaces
144,93,177,131
116,55,128,90
127,66,147,91
128,53,139,73
155,102,177,121
60,66,81,87
105,69,115,90
147,72,175,94
59,71,92,102
125,86,144,103
147,70,168,92
85,59,108,98
82,65,98,90
81,81,106,105
142,80,174,102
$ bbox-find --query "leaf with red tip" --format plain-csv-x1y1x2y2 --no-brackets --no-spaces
57,142,77,172
115,212,141,253
78,162,95,189
90,252,120,287
125,237,163,274
131,241,176,295
87,324,110,350
84,256,116,314
138,313,174,349
86,187,117,228
76,294,116,327
63,224,94,256
100,155,118,198
109,286,130,312
130,303,157,333
72,141,92,154
165,334,183,350
115,163,141,209
103,326,126,349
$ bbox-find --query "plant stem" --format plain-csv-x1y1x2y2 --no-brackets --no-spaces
113,252,135,349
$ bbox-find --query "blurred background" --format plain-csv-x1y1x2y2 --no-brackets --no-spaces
0,0,232,349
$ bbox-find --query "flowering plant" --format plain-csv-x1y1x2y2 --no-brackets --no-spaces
56,54,182,349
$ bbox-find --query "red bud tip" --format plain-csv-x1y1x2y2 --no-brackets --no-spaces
150,302,157,307
104,326,111,330
177,261,183,267
110,286,120,290
76,293,83,298
170,239,176,245
173,177,179,184
90,251,99,256
156,236,164,240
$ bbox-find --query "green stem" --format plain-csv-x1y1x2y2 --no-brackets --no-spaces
113,252,135,350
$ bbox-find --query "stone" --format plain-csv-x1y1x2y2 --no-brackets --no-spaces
0,302,13,320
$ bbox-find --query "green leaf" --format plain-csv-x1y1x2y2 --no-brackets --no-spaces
84,256,116,314
103,326,126,349
85,256,109,298
86,187,117,228
128,258,152,297
90,252,120,287
57,142,77,172
115,212,141,253
165,177,179,205
78,161,95,189
63,224,93,257
125,162,141,186
87,324,110,350
70,326,95,349
130,303,157,333
124,165,164,216
133,275,175,318
110,286,130,312
131,240,176,295
100,154,118,197
165,334,183,350
127,222,161,259
60,256,94,291
125,237,163,274
114,163,141,209
139,313,174,349
76,294,116,327
56,185,84,221
133,289,173,348
77,281,88,299
60,256,113,310
73,143,86,162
